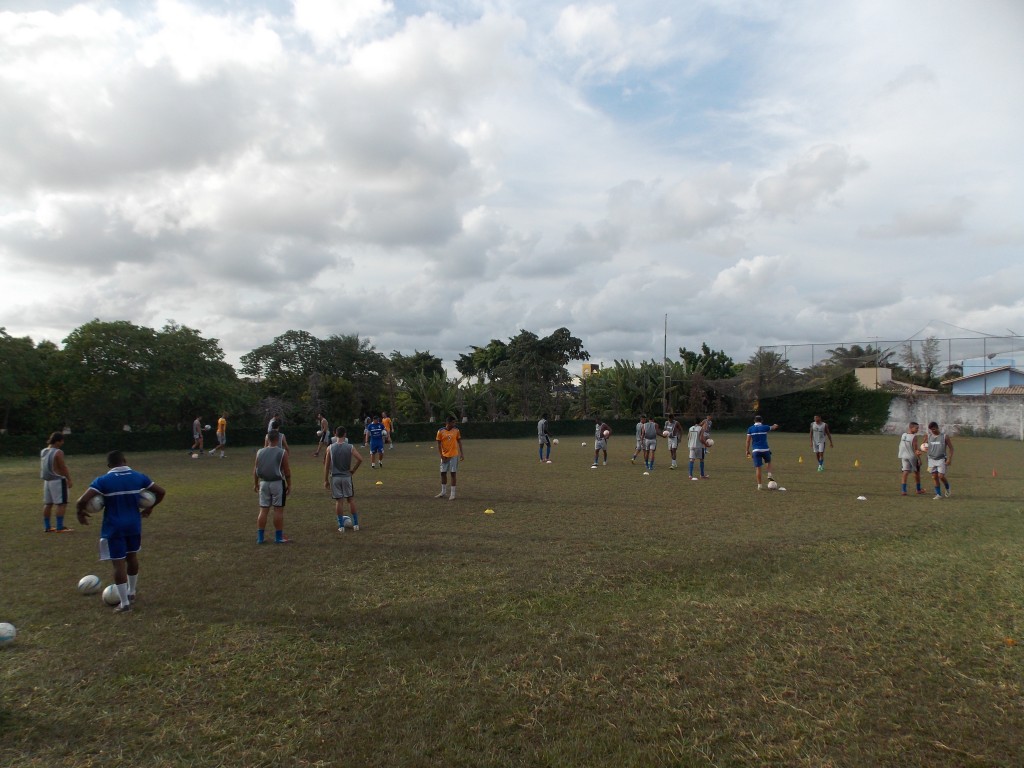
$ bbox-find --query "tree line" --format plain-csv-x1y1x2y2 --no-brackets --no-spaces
1,321,950,436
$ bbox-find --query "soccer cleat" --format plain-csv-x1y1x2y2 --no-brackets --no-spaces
757,484,764,490
275,537,293,544
56,527,73,533
933,494,942,500
700,475,710,480
690,476,698,481
817,465,823,472
44,528,55,533
337,527,345,533
944,489,952,498
435,491,447,498
591,462,598,468
916,489,927,495
603,460,607,466
901,492,908,496
631,457,636,465
352,525,359,531
129,594,136,603
113,604,132,613
448,494,456,501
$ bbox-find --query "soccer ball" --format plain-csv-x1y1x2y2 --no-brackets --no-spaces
581,441,587,446
204,424,211,431
138,490,156,510
0,622,16,644
552,438,559,445
767,480,779,490
87,494,105,513
78,575,102,595
316,430,323,438
662,430,670,438
341,515,354,529
706,438,715,447
603,430,610,438
919,440,929,453
101,584,121,606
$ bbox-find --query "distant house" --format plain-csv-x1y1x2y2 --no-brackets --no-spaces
853,367,936,393
941,365,1024,396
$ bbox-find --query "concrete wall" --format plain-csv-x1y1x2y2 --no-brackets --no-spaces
885,395,1024,440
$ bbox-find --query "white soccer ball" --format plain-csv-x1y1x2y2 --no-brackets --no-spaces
662,430,670,438
602,430,610,438
552,438,559,445
919,440,929,453
87,494,105,513
101,584,120,606
581,441,587,446
204,424,211,431
643,471,650,476
0,622,16,644
191,453,199,459
138,490,156,510
341,515,354,529
78,575,102,595
706,438,715,447
767,480,779,490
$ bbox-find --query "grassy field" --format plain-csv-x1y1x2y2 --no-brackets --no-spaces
2,431,1023,767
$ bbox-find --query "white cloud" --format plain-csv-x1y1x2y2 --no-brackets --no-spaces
0,0,1021,368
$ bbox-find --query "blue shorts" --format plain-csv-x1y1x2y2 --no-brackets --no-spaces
100,533,141,561
752,450,772,467
370,440,385,453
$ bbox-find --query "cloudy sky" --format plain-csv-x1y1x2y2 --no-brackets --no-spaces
1,0,1022,372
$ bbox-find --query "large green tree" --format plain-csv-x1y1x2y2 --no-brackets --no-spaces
0,328,44,433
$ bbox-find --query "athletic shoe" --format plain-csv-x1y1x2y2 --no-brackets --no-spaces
56,527,73,533
933,494,942,500
631,458,636,465
591,463,598,468
353,525,359,531
113,604,132,613
757,484,764,490
44,528,55,533
690,476,698,481
275,537,293,544
817,465,823,472
944,489,952,498
603,461,607,466
901,492,908,496
448,495,456,501
669,465,676,470
435,491,447,498
337,527,345,533
916,489,927,495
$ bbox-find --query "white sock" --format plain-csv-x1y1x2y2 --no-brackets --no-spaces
116,582,129,607
449,487,456,498
440,484,447,495
127,574,138,595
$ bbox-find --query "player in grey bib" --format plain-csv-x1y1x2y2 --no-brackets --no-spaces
324,427,363,531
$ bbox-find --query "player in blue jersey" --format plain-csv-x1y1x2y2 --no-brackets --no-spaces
75,451,166,613
366,414,388,467
745,415,780,490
